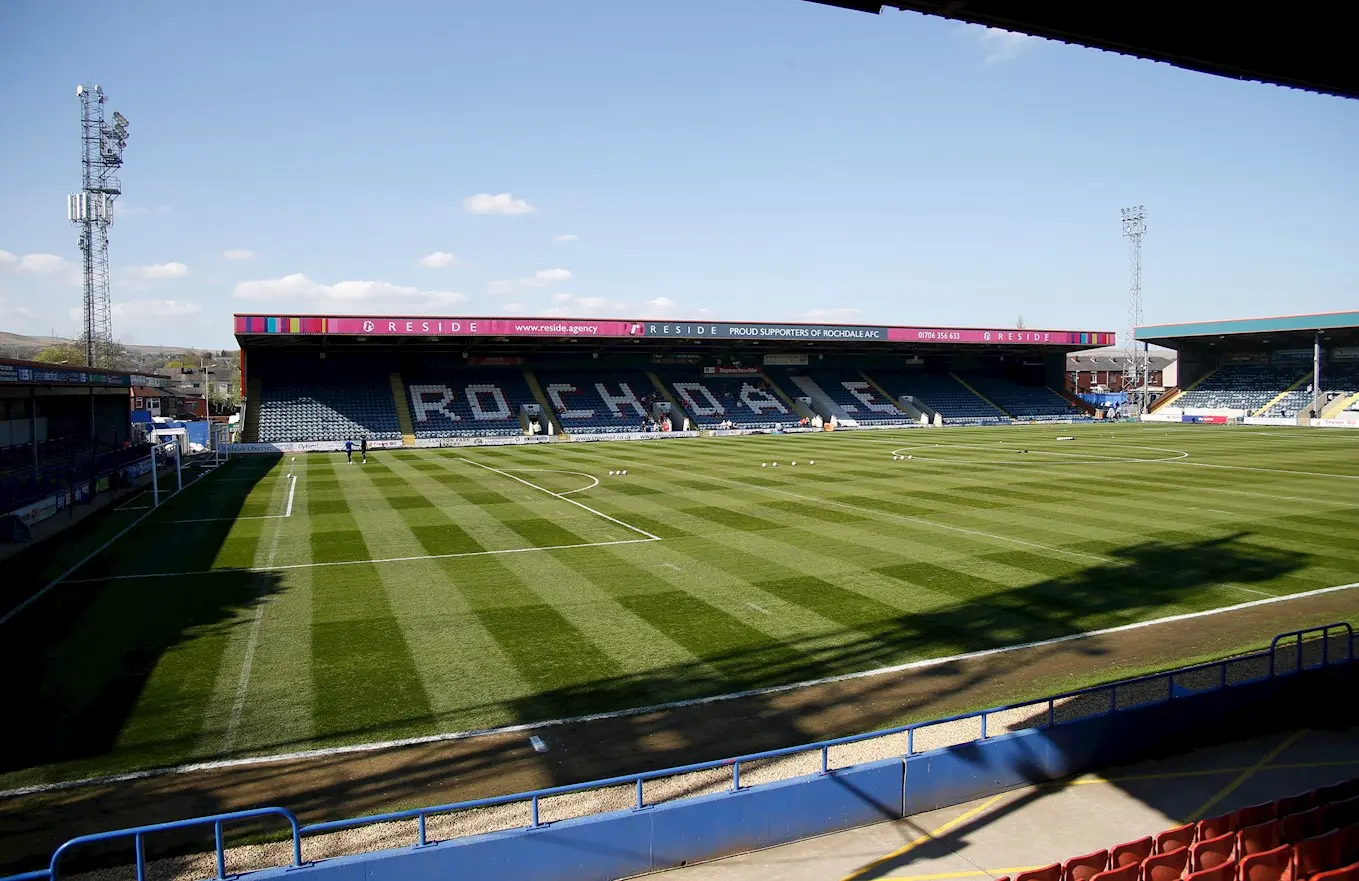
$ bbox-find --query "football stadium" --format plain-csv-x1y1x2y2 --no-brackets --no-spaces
2,4,1358,881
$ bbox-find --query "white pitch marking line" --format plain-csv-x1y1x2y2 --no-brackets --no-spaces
223,473,294,752
10,579,1356,797
61,538,661,584
660,562,684,572
457,457,661,541
0,466,217,628
529,735,548,753
746,602,771,615
498,468,600,496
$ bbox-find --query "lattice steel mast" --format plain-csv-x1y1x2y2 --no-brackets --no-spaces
1121,205,1146,410
69,85,129,367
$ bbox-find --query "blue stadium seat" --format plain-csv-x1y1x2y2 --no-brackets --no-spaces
255,357,401,443
963,376,1086,420
403,365,536,439
871,372,1008,424
1175,365,1310,413
658,371,795,429
536,371,662,433
793,370,912,425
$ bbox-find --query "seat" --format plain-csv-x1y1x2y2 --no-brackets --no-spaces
1324,799,1359,834
1016,863,1062,881
1284,808,1326,845
1296,829,1347,879
1344,824,1359,865
1191,832,1236,872
1317,784,1358,807
1239,803,1280,829
1110,837,1154,869
1199,814,1237,843
1238,845,1292,881
1308,862,1359,881
1064,850,1110,881
1240,820,1283,857
1090,864,1139,881
1277,793,1315,818
1142,846,1189,881
1156,824,1195,855
1185,859,1236,881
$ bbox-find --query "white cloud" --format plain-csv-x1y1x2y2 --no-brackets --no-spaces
553,233,578,243
463,193,536,215
798,307,862,322
643,296,678,316
114,299,202,317
1,252,68,276
968,25,1036,64
551,292,572,303
418,251,459,268
233,272,465,306
520,268,572,288
502,302,523,313
574,296,606,309
136,262,190,280
0,295,35,321
490,267,572,295
222,249,256,261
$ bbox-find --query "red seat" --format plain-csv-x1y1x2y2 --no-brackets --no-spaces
1238,845,1292,881
1317,783,1358,807
1296,828,1347,879
1240,820,1283,857
1091,864,1140,881
1283,808,1325,845
1323,799,1359,834
1017,863,1062,881
1308,861,1359,881
1343,824,1359,865
1277,793,1315,818
1142,846,1189,881
1191,832,1236,872
1199,813,1237,843
1157,824,1195,855
1111,838,1155,869
1185,859,1235,881
1238,803,1279,829
1064,850,1111,881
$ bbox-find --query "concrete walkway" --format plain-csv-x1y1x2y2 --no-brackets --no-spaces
647,725,1359,881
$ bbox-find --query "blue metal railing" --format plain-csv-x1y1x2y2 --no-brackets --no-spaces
7,807,301,881
5,623,1353,881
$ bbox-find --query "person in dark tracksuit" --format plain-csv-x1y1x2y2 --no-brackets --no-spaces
345,439,353,464
360,436,368,464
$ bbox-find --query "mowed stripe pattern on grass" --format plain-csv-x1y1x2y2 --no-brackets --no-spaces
1,425,1357,788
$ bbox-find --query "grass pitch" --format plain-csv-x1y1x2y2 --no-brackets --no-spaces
2,424,1357,789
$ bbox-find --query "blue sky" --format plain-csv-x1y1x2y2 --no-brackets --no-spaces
1,0,1356,350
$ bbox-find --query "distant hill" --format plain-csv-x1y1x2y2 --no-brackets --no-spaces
0,331,221,356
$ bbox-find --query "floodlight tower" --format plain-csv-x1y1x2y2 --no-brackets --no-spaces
69,85,129,368
1121,205,1146,412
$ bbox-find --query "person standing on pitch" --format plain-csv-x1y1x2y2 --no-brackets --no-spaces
360,436,368,464
344,439,354,464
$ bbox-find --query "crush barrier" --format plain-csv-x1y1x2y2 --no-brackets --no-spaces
4,624,1353,881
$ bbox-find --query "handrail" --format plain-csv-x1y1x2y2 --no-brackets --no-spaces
1269,622,1354,678
4,625,1354,881
29,807,302,881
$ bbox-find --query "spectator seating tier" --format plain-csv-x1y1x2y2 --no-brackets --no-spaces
963,375,1087,420
404,366,537,439
255,358,401,444
537,370,665,434
871,371,1008,425
788,370,913,426
658,371,796,429
1175,365,1309,413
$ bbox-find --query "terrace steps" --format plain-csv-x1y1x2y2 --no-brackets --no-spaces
1253,372,1313,417
1152,367,1218,412
388,373,416,447
861,371,926,421
1322,391,1359,419
522,369,560,435
949,373,1012,418
647,371,691,429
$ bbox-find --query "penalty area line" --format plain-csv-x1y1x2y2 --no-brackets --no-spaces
61,537,661,584
457,457,661,540
9,578,1356,798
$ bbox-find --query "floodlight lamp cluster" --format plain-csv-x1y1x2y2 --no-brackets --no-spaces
103,110,130,157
